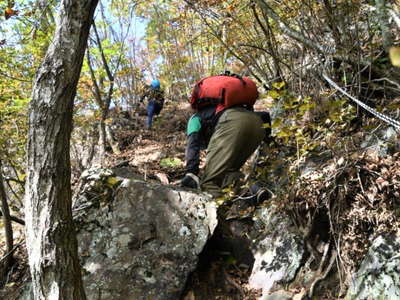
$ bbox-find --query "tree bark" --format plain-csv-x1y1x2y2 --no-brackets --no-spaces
105,124,121,155
0,160,14,283
24,0,98,299
375,0,392,49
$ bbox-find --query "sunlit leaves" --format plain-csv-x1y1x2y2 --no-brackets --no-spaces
271,118,282,129
0,0,56,190
389,46,400,67
136,0,237,94
272,81,285,89
268,89,281,99
298,102,314,113
268,83,357,162
4,7,18,19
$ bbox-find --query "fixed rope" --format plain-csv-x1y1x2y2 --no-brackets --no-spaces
322,73,400,131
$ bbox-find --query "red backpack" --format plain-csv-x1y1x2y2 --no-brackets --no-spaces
190,72,259,113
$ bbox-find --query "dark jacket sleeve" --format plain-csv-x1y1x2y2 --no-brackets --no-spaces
139,91,147,102
256,111,271,141
140,87,151,102
185,132,201,175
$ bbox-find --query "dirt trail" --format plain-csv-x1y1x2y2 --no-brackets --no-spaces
114,99,271,184
110,101,192,183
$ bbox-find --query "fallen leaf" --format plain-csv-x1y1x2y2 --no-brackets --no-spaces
155,172,169,184
337,157,345,166
376,177,390,189
5,282,16,288
5,7,18,20
106,176,121,187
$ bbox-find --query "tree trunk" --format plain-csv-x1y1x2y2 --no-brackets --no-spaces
376,0,392,50
98,121,107,164
105,124,121,155
0,160,14,284
24,0,98,299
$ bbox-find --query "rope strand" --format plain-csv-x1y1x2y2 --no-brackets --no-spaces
322,74,400,131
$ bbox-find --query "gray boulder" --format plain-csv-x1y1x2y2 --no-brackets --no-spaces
346,233,400,300
73,168,218,300
261,290,294,300
19,168,217,300
361,126,399,157
249,205,304,298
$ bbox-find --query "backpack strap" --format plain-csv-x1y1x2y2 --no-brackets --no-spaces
220,70,246,85
196,97,223,106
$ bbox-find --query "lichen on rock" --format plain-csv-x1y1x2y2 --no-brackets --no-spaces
73,168,218,300
249,205,304,298
346,233,400,300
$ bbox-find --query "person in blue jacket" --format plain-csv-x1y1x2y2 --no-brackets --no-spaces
140,79,165,129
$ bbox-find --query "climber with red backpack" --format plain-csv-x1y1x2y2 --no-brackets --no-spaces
179,71,271,203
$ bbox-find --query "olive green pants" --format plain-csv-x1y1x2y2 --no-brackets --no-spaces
201,107,265,197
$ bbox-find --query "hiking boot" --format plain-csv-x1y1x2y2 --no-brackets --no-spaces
249,183,270,205
254,188,270,204
224,184,271,220
226,198,255,220
230,189,269,207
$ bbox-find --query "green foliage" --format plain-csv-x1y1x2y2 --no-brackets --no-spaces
268,86,357,165
136,0,233,98
106,176,122,188
223,255,237,265
389,46,400,67
0,0,58,214
160,157,183,168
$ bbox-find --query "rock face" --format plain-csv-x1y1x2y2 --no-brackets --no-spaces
249,205,304,298
346,233,400,300
73,168,217,300
361,127,399,157
17,168,217,300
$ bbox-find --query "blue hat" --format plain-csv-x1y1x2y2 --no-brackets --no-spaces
151,79,160,90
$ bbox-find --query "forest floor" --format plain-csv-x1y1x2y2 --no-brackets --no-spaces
0,100,263,299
